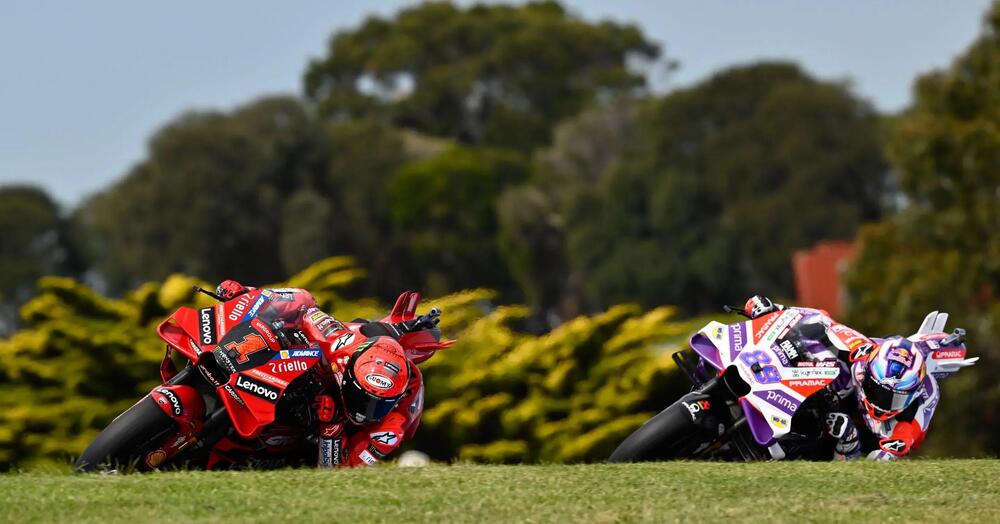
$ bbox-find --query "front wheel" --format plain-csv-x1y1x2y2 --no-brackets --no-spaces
608,400,707,462
75,396,179,472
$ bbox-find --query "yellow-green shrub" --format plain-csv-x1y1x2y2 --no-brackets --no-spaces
0,257,699,469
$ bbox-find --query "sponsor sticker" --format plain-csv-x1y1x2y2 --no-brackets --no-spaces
235,374,280,403
880,439,907,454
353,338,377,354
228,294,253,322
888,347,915,367
788,368,839,379
215,304,227,338
365,373,394,390
931,349,964,359
358,449,378,465
753,313,781,343
787,379,828,387
778,340,799,362
155,388,183,416
251,318,279,348
269,360,309,374
831,323,870,351
242,295,268,321
333,333,356,350
776,311,804,340
319,438,334,467
682,399,711,420
754,389,800,414
246,368,289,388
221,384,246,406
145,449,167,468
214,350,237,374
198,307,217,345
331,439,342,465
370,431,399,447
273,348,321,360
771,415,789,428
728,322,746,358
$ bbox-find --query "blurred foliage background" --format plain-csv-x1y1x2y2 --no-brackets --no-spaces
1,1,998,467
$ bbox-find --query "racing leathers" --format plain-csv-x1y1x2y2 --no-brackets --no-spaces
215,280,424,468
742,296,940,460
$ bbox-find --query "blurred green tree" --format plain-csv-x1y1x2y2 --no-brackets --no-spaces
498,100,639,321
845,2,1000,456
74,96,322,291
562,62,888,312
303,1,659,150
318,119,423,296
0,186,64,300
0,186,79,334
390,146,530,296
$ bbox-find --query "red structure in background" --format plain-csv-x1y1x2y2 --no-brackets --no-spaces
792,241,856,318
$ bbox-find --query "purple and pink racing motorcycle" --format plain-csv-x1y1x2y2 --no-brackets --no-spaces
608,305,970,462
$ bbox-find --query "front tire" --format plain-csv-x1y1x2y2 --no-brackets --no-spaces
75,396,178,472
608,401,706,462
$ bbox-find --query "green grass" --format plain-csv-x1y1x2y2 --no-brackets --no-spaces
1,461,998,523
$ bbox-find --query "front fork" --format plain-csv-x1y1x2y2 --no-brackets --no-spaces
146,367,205,463
674,350,766,461
145,365,232,468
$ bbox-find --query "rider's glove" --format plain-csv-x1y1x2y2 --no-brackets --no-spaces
744,295,782,318
316,393,346,468
824,412,861,460
216,279,248,300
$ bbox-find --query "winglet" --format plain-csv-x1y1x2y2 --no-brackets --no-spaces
916,311,940,335
387,291,421,323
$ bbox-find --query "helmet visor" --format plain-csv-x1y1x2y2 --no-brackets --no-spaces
861,372,916,417
341,371,399,424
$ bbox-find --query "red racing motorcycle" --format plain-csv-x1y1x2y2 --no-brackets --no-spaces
75,288,452,472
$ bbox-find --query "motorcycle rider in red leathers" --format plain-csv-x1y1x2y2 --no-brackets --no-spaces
214,279,424,468
741,295,958,461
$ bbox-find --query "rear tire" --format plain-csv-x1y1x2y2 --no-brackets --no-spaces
608,401,706,462
75,396,178,472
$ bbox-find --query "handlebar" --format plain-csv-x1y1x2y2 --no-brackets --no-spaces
409,307,442,331
722,304,752,319
193,285,224,302
941,328,967,346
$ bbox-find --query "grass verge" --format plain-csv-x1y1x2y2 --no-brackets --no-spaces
1,460,997,523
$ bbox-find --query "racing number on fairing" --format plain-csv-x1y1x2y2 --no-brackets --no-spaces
739,350,781,384
224,333,268,364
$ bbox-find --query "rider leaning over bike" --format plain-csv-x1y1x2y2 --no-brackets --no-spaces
741,295,941,461
213,279,425,468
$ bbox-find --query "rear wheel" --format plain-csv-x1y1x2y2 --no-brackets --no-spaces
608,401,708,462
75,396,178,472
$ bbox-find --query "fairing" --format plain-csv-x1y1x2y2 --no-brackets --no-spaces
689,309,841,446
153,288,451,442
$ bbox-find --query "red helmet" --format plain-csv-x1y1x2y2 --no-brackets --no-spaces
341,336,409,424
